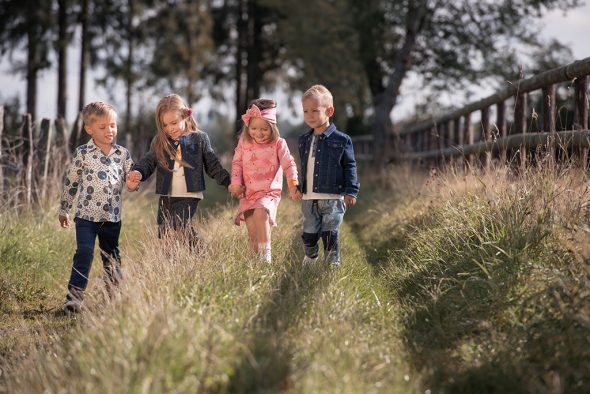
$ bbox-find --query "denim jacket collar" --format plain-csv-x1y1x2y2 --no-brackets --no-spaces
309,123,336,139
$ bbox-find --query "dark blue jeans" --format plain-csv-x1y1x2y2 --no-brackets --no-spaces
67,218,122,300
157,196,202,249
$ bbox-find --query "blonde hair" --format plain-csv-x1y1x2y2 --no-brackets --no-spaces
302,84,334,107
240,98,280,143
81,101,117,125
154,94,198,170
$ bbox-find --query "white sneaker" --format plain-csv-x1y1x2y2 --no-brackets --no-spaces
302,255,319,265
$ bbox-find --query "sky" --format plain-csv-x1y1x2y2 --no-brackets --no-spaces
0,2,589,125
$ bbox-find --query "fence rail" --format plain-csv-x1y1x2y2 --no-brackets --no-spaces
352,57,590,167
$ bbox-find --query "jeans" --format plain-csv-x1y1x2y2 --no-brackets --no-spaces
301,199,346,265
67,218,122,300
157,196,202,249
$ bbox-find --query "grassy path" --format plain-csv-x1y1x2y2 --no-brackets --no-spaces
2,166,589,393
0,193,415,393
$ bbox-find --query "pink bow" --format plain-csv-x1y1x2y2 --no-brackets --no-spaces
241,104,277,125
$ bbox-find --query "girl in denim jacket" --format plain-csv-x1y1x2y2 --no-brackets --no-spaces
126,94,230,247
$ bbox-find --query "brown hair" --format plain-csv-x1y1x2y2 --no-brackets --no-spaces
302,84,334,107
81,101,117,125
240,98,280,143
153,94,198,169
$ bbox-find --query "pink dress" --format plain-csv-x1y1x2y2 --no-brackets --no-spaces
231,137,298,226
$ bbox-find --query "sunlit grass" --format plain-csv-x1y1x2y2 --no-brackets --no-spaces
354,162,590,393
2,161,589,393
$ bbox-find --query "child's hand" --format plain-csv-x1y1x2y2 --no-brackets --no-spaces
344,195,357,207
289,186,302,201
59,214,70,229
126,170,142,191
228,184,245,198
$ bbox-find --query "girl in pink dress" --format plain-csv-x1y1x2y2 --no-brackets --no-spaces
229,99,301,263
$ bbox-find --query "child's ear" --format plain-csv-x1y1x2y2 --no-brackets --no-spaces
326,106,335,117
84,124,92,135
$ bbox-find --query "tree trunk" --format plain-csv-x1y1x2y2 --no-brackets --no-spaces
57,0,68,120
78,0,89,112
125,0,135,150
371,2,429,168
26,27,38,122
245,0,261,101
235,0,247,133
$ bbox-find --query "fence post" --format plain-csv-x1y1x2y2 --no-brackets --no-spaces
497,101,507,164
465,112,474,170
38,118,54,201
574,76,589,168
56,116,71,163
69,112,83,152
439,122,447,166
0,106,4,196
430,126,438,167
455,116,463,168
481,106,491,169
21,114,34,206
542,85,556,165
514,92,528,170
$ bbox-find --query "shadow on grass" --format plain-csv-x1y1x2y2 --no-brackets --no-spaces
348,205,587,393
225,237,334,393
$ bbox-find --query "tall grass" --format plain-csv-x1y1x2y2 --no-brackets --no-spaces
355,163,590,393
3,161,589,393
1,192,410,393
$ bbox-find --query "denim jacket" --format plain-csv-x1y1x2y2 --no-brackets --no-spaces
133,131,230,195
298,123,359,197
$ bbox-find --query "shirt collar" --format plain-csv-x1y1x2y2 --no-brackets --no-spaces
86,138,121,155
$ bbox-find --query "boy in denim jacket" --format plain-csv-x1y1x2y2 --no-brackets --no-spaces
296,85,359,266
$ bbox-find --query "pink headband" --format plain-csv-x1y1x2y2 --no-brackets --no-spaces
241,104,277,125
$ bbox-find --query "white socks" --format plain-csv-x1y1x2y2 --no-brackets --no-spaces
257,243,272,264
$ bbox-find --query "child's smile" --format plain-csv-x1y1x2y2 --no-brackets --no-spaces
248,117,272,144
162,110,187,140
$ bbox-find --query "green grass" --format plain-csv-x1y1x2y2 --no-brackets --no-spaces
1,164,589,393
353,165,590,393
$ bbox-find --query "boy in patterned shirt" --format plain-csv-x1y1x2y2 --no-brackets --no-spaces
58,101,134,313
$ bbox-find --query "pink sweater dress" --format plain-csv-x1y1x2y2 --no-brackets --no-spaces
231,137,298,226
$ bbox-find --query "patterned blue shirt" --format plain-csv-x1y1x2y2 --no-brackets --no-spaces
59,139,134,222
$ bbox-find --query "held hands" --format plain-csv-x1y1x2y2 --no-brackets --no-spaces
59,214,70,229
229,184,246,198
289,185,302,201
344,195,357,207
126,170,142,191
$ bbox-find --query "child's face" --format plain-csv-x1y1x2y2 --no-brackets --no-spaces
161,110,187,140
85,114,118,147
302,97,333,132
248,117,273,144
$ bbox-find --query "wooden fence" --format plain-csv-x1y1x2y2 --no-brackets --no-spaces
0,109,82,207
352,57,590,168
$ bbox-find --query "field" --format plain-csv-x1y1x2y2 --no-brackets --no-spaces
1,165,589,393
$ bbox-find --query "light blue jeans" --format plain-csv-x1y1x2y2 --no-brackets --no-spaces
301,199,346,265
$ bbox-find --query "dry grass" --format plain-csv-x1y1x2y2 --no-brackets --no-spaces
2,160,589,393
354,161,590,393
1,189,409,393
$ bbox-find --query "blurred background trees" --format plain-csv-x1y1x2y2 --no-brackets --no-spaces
0,0,582,164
